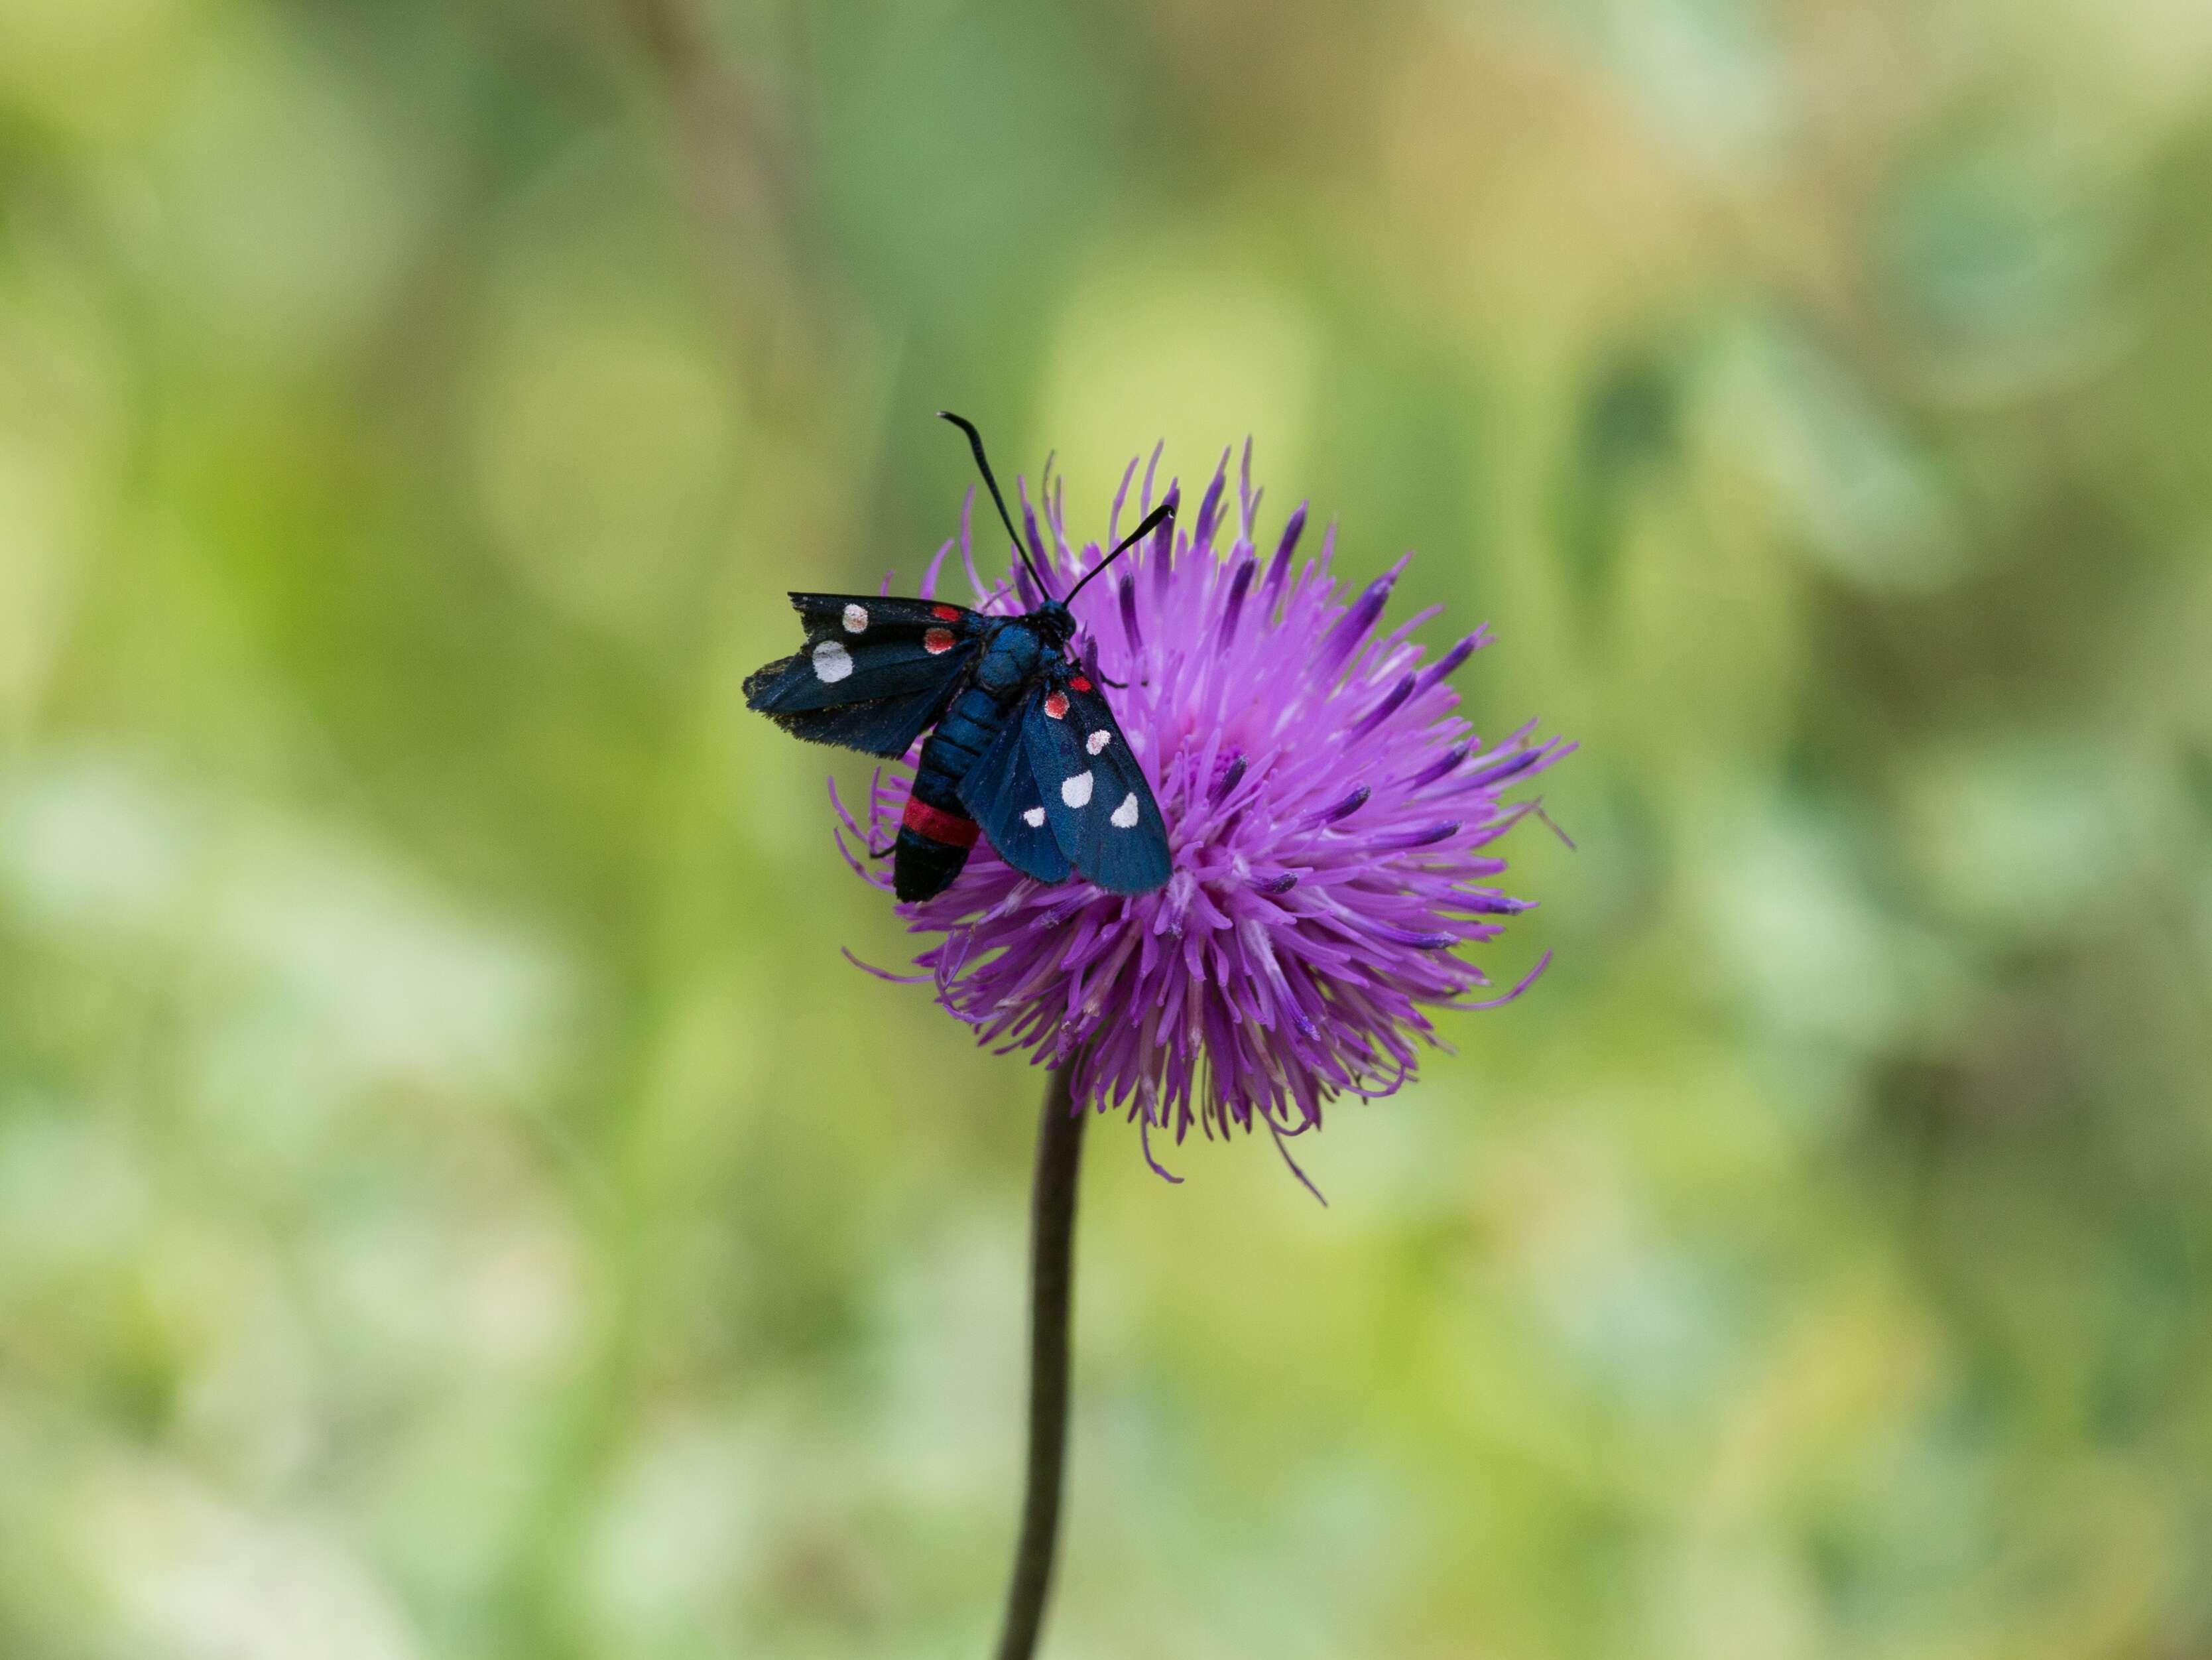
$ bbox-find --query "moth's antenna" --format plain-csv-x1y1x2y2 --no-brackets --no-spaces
1064,500,1175,607
938,411,1048,598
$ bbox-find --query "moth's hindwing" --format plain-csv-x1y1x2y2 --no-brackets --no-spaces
743,594,981,758
957,702,1073,885
1022,664,1172,893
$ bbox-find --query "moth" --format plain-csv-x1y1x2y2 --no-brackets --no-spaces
745,413,1177,902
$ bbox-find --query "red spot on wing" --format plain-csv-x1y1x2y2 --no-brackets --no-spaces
900,795,979,848
1044,692,1070,720
924,627,956,655
930,604,962,621
1068,676,1093,692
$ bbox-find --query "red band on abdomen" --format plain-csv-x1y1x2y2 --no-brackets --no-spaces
901,796,980,848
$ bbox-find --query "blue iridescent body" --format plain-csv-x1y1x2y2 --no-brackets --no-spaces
895,610,1054,897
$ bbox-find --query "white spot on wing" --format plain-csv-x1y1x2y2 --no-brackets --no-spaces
1110,792,1140,828
1087,730,1111,755
1022,806,1046,828
812,640,853,682
842,603,869,633
1061,771,1093,808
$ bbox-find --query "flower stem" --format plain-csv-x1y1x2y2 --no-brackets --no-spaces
993,1063,1086,1660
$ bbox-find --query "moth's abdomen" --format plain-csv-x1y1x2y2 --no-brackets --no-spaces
894,684,1010,902
892,799,978,901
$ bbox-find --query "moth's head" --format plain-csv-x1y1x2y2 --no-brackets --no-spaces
1032,599,1076,648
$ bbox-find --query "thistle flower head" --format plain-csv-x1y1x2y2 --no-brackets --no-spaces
832,443,1571,1191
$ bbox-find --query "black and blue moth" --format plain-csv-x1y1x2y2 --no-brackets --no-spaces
745,415,1176,903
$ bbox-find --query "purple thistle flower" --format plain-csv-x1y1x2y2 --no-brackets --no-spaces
830,442,1572,1194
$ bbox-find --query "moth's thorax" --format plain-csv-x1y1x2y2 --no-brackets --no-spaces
977,617,1048,693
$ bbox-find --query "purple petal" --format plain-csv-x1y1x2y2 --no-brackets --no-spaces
1311,785,1371,824
1216,554,1257,649
1266,503,1308,590
1193,448,1230,552
1314,557,1408,679
1414,629,1487,694
1210,753,1249,804
1350,672,1416,737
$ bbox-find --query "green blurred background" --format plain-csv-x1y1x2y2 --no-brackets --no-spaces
3,1,2209,1655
